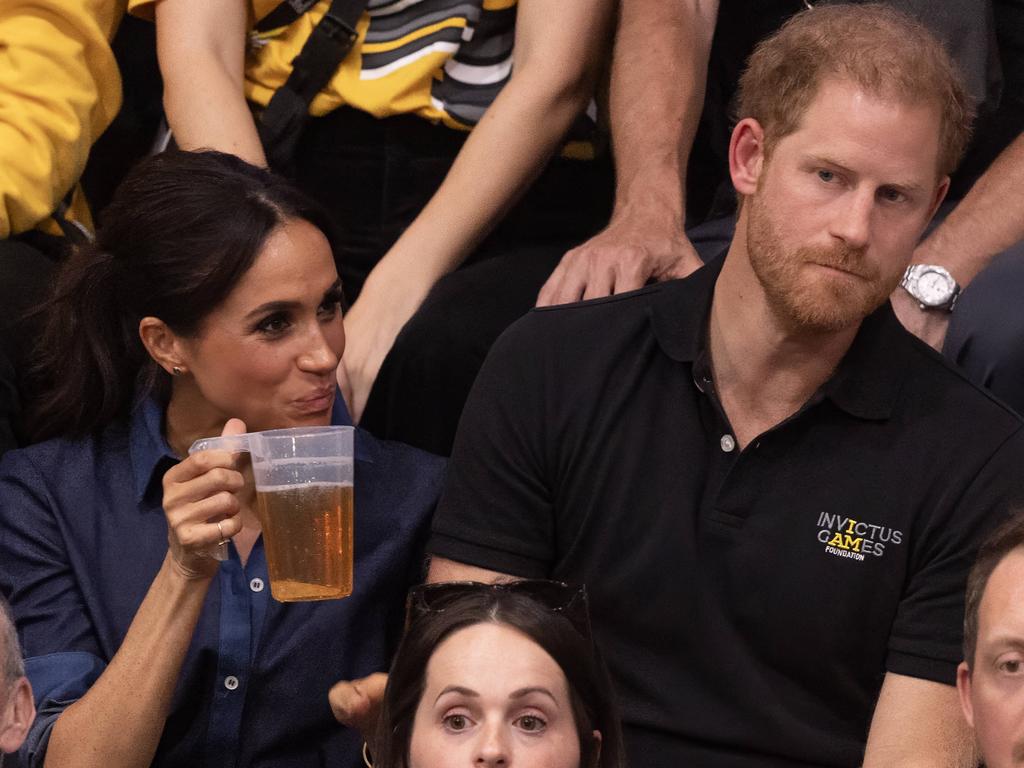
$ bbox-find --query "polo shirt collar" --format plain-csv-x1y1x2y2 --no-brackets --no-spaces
128,389,373,504
649,254,906,421
648,256,724,363
820,301,908,421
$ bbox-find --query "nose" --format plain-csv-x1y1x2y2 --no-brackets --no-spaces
829,188,874,250
297,322,341,374
473,721,510,766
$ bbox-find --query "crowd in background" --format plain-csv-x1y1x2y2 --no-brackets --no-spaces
1,0,1024,767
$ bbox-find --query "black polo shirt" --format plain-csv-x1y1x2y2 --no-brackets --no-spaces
428,257,1024,768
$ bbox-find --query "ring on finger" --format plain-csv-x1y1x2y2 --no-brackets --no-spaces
217,519,229,545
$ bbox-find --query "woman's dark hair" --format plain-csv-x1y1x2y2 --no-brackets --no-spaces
27,150,340,442
374,589,626,768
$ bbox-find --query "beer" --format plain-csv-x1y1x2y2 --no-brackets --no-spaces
255,482,354,602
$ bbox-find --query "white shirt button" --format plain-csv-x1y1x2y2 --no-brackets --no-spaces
720,434,736,453
249,578,264,593
224,675,239,691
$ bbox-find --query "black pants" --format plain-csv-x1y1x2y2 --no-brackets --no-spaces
292,108,614,454
0,234,61,456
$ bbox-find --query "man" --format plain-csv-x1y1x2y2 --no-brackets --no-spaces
421,6,1024,767
550,0,1024,414
0,598,34,764
957,513,1024,768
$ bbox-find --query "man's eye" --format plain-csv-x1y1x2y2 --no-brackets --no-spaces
998,659,1023,675
442,714,471,732
817,169,836,183
514,714,547,733
879,187,906,203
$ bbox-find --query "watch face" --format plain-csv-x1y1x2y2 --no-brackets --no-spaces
916,270,953,306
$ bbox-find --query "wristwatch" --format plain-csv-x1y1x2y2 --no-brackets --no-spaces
900,264,961,312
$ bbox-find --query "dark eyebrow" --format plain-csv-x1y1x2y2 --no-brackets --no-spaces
245,279,343,321
245,299,300,321
805,154,924,194
435,685,479,704
985,635,1024,654
509,687,558,705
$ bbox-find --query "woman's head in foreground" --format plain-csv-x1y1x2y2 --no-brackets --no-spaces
375,583,625,768
31,150,345,441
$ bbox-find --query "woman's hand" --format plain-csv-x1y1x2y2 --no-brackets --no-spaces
161,419,248,579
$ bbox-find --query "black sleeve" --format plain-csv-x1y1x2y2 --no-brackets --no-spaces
427,314,556,578
886,425,1024,684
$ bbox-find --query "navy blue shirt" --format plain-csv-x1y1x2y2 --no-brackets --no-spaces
0,396,445,768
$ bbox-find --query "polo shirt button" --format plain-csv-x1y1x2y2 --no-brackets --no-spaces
224,675,239,691
250,578,264,592
720,434,736,453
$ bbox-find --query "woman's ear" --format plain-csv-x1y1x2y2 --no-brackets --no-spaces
138,316,188,376
729,117,767,197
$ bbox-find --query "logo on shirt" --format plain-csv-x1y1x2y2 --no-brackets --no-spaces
816,512,903,562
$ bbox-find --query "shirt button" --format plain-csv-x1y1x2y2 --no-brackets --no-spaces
249,578,264,593
224,675,239,691
720,434,737,453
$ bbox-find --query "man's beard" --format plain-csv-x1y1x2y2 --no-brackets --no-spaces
745,193,898,333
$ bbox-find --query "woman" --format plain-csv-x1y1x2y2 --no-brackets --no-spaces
130,0,615,447
373,581,625,768
0,150,445,768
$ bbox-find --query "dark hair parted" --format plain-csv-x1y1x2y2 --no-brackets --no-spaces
963,511,1024,667
737,3,974,177
27,150,340,442
374,589,626,768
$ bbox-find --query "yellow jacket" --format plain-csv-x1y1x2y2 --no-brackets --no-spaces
0,0,125,238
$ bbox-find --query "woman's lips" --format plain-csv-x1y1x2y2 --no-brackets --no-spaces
293,387,335,414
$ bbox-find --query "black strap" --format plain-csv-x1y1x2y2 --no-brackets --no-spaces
255,0,321,33
256,0,369,171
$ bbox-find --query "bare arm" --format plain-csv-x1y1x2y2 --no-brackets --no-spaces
536,0,719,306
861,673,978,768
43,436,247,768
154,0,266,165
892,132,1024,349
426,556,514,584
340,0,615,420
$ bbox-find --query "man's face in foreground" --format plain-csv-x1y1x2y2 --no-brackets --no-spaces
959,550,1024,767
742,78,947,333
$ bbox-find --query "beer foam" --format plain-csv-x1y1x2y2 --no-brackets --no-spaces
255,481,352,493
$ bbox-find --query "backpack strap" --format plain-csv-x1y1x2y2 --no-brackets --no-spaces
256,0,370,171
254,0,321,33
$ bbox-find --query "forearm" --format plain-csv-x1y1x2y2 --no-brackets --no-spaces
154,0,264,165
862,674,977,768
915,132,1024,286
44,553,213,768
608,0,718,222
373,78,594,289
161,58,266,166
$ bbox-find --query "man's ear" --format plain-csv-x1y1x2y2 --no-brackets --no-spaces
0,677,35,754
956,661,975,729
139,316,188,377
729,117,767,197
926,175,951,222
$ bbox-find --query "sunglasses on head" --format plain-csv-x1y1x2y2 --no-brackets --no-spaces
406,579,592,640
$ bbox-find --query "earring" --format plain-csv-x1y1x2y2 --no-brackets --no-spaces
171,366,183,376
